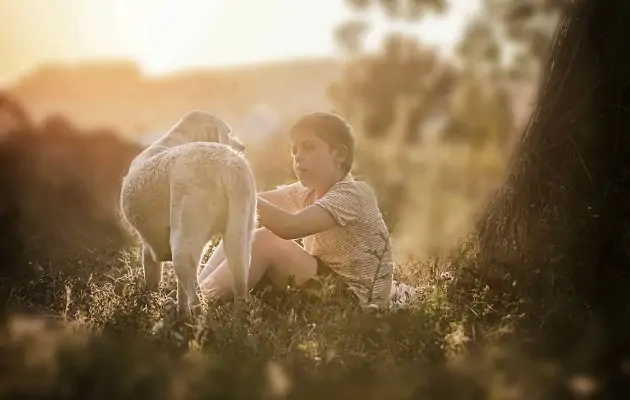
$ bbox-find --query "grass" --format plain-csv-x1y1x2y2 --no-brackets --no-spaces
0,243,598,399
6,246,453,360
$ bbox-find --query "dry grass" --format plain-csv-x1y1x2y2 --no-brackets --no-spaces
0,248,588,400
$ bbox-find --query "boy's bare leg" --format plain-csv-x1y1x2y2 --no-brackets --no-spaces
199,228,317,299
198,240,226,284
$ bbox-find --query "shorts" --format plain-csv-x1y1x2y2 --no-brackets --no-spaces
315,256,336,277
301,257,357,303
252,256,357,304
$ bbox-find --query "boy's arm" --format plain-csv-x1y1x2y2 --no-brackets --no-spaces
257,197,338,240
258,188,291,208
257,181,368,240
258,182,300,211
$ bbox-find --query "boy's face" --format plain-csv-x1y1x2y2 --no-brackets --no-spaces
290,130,344,188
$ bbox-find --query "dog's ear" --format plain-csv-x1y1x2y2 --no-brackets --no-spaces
229,136,246,152
208,117,231,145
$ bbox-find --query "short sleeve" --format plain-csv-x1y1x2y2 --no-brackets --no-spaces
273,182,304,213
314,182,368,226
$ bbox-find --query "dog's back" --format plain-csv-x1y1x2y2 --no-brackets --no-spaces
167,142,256,232
121,142,255,262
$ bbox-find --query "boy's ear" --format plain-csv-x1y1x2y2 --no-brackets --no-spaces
335,144,349,163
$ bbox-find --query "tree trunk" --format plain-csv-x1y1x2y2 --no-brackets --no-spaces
468,0,630,379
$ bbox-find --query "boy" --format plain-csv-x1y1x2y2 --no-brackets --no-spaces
198,112,393,308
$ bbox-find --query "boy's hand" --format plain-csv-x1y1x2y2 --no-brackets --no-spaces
256,196,338,240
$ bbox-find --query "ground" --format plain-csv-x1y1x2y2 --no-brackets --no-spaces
0,243,597,399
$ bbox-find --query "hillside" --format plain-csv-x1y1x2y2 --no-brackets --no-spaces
7,58,345,142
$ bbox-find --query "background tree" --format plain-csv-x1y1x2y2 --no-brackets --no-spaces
328,0,563,256
457,0,566,79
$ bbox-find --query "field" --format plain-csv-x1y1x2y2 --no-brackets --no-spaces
3,243,599,399
0,90,603,399
3,248,579,399
5,0,630,396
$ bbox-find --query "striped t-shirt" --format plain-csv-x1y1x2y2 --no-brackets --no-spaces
275,175,393,308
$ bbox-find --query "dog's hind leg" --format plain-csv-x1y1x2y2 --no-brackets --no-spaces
142,241,162,291
222,189,255,332
222,184,256,300
222,208,253,301
170,194,213,320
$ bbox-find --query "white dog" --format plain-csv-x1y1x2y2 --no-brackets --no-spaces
120,110,256,319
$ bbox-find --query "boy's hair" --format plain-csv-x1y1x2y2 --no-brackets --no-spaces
289,112,355,174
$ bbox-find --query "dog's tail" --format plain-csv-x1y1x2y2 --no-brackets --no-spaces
221,157,257,299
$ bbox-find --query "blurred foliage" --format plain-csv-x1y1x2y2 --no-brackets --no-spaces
457,0,566,79
246,120,295,191
327,0,564,257
342,0,448,21
0,91,141,283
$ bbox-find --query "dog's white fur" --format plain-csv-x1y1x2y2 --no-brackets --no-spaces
120,110,256,319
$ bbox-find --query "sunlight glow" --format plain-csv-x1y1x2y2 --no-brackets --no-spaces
0,0,480,84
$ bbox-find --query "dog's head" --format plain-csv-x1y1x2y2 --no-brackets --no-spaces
176,110,245,152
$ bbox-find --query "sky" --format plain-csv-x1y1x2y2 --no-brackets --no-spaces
0,0,481,85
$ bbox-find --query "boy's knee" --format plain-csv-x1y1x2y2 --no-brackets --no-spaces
253,227,276,242
252,228,283,255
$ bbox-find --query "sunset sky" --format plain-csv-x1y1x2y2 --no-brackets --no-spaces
0,0,480,85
